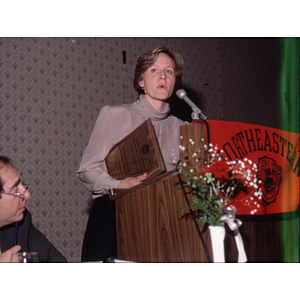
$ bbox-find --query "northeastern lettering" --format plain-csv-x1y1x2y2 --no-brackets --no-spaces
221,128,299,176
272,132,279,153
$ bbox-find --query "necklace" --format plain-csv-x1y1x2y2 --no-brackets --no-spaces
142,113,166,137
157,122,166,137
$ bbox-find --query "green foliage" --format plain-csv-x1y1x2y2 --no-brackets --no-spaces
180,167,234,227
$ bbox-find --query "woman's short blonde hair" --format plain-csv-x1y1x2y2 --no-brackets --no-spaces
133,46,184,95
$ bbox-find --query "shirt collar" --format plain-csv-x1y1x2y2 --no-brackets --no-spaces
135,94,170,121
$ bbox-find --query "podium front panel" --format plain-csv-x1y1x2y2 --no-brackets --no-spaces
115,172,214,263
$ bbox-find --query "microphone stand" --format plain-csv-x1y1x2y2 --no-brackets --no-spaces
191,108,208,121
176,89,208,120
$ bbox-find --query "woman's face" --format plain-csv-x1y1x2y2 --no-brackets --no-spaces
139,53,176,107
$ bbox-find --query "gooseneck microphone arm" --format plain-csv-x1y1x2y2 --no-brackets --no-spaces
176,89,208,120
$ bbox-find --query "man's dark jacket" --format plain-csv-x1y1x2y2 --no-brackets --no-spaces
0,209,67,262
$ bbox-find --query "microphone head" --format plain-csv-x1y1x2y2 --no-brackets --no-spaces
176,89,186,99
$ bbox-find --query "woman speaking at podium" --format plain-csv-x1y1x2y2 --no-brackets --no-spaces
76,46,187,262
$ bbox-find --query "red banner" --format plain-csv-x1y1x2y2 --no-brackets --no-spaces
196,120,300,215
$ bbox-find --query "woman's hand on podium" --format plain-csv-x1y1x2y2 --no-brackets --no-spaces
118,173,148,189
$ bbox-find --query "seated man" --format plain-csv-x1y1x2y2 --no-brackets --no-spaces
0,156,67,262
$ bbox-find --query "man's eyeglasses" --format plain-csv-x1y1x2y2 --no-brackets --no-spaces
1,184,29,200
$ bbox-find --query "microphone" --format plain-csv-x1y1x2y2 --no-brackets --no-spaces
176,89,208,120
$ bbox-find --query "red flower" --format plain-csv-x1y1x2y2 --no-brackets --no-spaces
200,160,230,180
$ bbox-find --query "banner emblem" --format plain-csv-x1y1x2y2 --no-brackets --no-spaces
257,155,282,205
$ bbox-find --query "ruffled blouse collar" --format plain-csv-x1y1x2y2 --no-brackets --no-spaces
133,94,170,121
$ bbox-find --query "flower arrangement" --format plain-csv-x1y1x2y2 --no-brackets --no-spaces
177,137,263,227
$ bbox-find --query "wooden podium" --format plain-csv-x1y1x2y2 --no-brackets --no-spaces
115,170,214,263
114,122,214,263
113,123,293,263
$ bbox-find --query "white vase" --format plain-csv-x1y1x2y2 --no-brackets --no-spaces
208,225,226,263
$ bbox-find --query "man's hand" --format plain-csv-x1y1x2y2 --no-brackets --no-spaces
0,245,21,263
